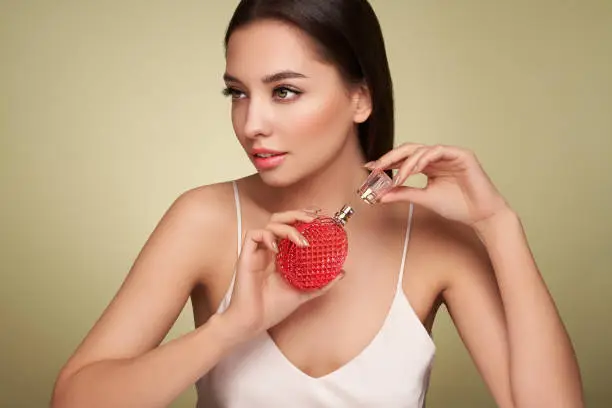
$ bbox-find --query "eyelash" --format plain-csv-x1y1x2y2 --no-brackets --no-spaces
222,86,302,101
221,87,243,99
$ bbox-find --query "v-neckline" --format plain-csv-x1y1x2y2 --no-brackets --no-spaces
263,289,402,381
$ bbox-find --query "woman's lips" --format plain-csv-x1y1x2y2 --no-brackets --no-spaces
252,152,287,170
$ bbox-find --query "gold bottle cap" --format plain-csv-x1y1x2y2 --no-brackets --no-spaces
333,205,354,226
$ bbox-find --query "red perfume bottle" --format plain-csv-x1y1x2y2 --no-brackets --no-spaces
275,169,393,291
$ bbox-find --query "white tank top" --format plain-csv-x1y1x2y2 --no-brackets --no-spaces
196,181,436,407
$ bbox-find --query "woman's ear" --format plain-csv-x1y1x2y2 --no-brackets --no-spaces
352,83,372,124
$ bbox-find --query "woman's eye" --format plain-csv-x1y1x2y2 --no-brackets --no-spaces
274,87,301,100
222,87,246,100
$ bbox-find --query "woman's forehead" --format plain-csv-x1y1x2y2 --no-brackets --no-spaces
225,20,327,81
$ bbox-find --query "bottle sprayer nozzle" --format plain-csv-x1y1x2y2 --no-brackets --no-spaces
333,205,354,226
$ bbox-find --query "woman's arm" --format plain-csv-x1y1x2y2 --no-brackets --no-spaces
438,210,583,408
369,142,584,407
52,314,243,408
51,185,338,408
51,187,240,408
475,209,583,407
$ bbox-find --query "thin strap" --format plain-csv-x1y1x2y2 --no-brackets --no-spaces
397,202,414,289
232,181,242,257
220,181,242,310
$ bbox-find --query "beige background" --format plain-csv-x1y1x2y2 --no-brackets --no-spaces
2,1,611,407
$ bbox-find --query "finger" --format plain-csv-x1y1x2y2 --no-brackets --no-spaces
379,186,429,206
392,146,430,186
236,229,270,270
364,156,404,171
302,206,322,216
365,143,425,170
270,210,318,225
413,145,462,173
261,229,279,253
266,222,309,247
242,229,266,252
239,229,281,260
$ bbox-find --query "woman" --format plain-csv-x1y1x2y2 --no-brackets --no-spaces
51,1,584,407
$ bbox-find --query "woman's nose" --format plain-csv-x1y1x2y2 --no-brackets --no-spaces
242,97,272,140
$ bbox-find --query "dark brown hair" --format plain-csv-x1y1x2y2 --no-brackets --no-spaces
224,0,394,168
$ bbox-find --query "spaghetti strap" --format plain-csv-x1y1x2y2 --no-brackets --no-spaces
204,199,436,407
232,180,242,257
217,181,242,313
397,202,414,289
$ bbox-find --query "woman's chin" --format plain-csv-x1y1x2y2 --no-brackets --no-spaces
256,169,303,188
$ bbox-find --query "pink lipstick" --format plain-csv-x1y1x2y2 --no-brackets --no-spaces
250,148,287,170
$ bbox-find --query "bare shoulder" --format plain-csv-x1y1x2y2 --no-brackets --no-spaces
53,180,242,386
164,180,241,284
411,204,494,291
169,181,234,225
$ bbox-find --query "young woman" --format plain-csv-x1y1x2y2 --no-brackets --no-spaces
51,1,584,407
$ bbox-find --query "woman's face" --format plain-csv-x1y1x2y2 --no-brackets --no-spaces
224,19,370,187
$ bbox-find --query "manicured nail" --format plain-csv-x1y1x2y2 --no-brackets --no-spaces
304,206,321,216
296,235,309,246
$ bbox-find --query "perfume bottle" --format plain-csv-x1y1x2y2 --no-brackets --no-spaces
357,168,394,204
275,168,394,291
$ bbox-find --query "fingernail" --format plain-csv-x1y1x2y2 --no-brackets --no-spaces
272,241,278,252
304,207,321,216
364,161,375,168
300,238,309,247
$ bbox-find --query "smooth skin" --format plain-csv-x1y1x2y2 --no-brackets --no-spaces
51,19,584,408
372,143,584,407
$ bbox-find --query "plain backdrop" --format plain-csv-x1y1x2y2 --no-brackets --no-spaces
2,1,611,407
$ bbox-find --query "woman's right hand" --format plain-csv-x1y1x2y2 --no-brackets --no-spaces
220,209,344,342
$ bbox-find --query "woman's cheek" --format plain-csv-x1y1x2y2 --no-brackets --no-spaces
281,97,350,144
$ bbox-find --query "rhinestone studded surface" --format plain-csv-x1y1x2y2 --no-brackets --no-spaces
275,216,348,291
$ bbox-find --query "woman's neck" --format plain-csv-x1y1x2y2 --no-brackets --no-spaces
250,135,371,216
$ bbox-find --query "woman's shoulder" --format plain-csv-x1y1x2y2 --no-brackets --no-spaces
411,204,478,245
169,180,237,226
157,178,247,279
410,203,492,288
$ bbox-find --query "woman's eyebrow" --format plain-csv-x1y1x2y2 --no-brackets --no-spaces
223,70,307,84
262,70,307,83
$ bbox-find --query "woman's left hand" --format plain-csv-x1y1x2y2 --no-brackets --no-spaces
366,143,512,229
